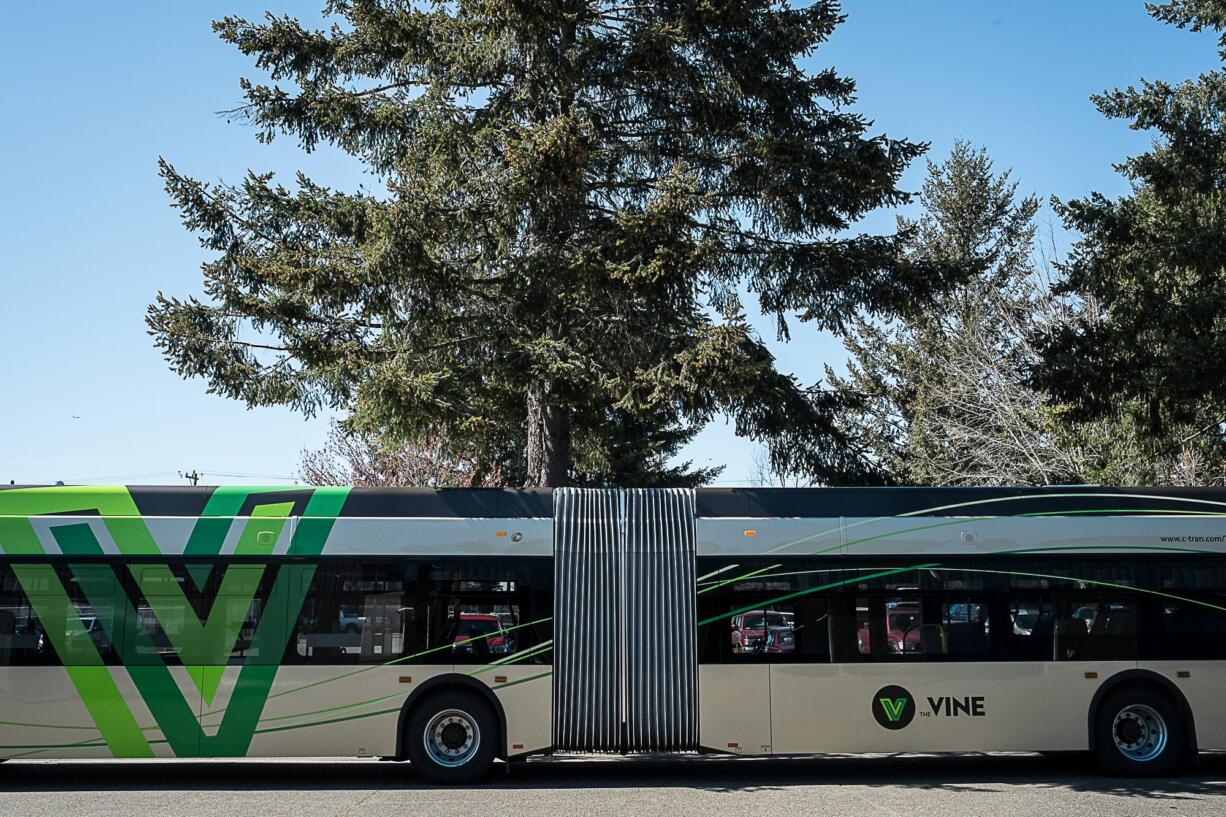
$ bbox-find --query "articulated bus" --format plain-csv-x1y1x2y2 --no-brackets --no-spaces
2,484,1226,782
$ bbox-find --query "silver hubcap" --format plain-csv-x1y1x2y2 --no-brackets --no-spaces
424,708,480,767
1112,704,1167,762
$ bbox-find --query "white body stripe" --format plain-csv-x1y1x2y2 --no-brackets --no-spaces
698,515,1226,557
22,517,554,557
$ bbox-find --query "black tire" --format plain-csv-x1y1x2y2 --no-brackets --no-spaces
1093,686,1186,777
405,690,498,784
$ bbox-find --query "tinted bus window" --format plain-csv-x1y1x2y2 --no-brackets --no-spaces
1001,598,1055,661
292,562,413,664
938,599,993,660
424,559,551,664
1056,597,1137,661
1153,596,1226,660
0,563,118,666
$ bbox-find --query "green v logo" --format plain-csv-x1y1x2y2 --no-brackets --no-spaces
879,697,909,722
73,559,309,757
0,485,350,758
132,501,295,705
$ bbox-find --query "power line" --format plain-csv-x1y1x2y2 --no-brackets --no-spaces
199,470,299,482
60,471,183,483
46,469,299,485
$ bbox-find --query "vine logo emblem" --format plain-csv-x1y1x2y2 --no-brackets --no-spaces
872,685,915,730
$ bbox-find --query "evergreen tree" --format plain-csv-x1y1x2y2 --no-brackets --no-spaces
829,141,1053,484
150,0,948,486
1035,0,1226,438
833,141,1226,486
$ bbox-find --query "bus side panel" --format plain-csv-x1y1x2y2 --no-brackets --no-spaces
486,665,552,755
698,664,771,754
238,666,452,758
237,664,554,758
0,666,180,760
323,518,553,557
1136,662,1226,750
768,661,1135,753
848,515,1226,557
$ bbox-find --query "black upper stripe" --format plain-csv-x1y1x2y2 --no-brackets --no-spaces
338,488,552,518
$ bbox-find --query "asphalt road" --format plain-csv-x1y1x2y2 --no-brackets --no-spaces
2,753,1225,817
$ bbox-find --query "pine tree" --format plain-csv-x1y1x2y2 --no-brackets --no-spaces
150,0,948,486
832,141,1226,486
1035,0,1226,438
829,141,1055,484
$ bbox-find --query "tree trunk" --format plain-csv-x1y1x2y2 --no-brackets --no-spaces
526,379,571,486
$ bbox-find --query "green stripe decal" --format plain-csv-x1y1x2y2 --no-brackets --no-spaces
183,486,295,557
698,564,941,627
0,516,48,555
50,524,105,556
259,615,552,705
8,564,153,757
0,486,356,759
63,666,154,758
467,641,554,675
130,502,295,705
251,705,403,736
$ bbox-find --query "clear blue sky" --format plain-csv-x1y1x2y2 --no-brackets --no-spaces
0,1,1219,487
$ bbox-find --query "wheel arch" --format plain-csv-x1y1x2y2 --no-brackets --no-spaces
395,674,509,760
1087,669,1197,756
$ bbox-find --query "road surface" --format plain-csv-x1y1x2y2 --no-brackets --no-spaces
2,752,1224,817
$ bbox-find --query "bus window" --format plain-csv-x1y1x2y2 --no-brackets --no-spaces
421,559,551,664
844,596,993,660
937,599,992,660
883,597,923,656
849,596,924,658
1056,598,1137,661
0,565,117,666
730,605,796,657
792,598,830,661
0,598,52,665
293,562,412,664
445,607,520,659
855,598,872,656
1154,597,1226,660
1002,598,1054,661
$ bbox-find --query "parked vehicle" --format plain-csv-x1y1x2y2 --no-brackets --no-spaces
450,613,509,655
857,603,922,654
731,609,795,654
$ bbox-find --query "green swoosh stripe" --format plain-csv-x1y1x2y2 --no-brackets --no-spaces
715,507,1223,592
253,615,553,709
697,562,1226,629
698,564,940,627
762,494,1226,556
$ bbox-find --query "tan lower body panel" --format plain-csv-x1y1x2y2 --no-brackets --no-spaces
699,661,1226,754
1,663,553,760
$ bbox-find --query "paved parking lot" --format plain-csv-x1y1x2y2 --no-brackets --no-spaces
2,753,1225,817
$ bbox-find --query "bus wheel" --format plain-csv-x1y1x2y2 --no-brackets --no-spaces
1094,686,1185,777
406,690,497,784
